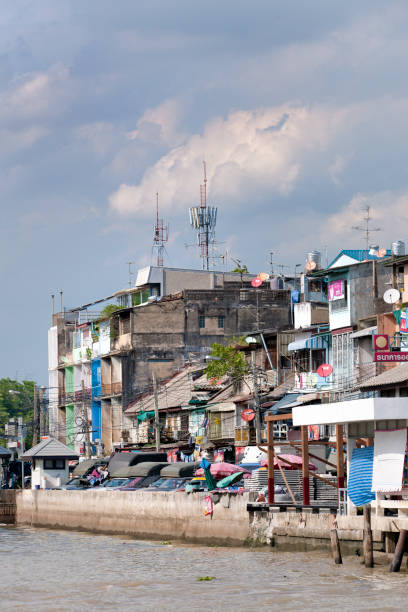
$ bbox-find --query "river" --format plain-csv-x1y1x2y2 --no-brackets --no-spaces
0,526,407,611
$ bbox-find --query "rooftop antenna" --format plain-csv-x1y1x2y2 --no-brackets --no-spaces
352,205,381,251
152,192,169,267
189,161,218,270
126,262,135,288
269,251,274,276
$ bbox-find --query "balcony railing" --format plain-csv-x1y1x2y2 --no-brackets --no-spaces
101,382,122,397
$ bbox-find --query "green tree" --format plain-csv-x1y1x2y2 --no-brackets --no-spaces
232,262,249,288
205,338,249,385
0,379,35,448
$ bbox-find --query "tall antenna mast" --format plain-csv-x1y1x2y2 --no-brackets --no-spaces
152,192,169,267
352,205,381,251
189,161,218,270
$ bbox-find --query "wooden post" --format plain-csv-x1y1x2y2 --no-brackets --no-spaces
301,425,310,505
330,514,342,565
336,424,344,490
390,529,407,572
267,420,274,504
363,505,374,568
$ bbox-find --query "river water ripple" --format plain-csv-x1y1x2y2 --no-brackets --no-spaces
1,526,407,611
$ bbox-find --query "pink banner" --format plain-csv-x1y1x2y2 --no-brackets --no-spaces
328,279,345,301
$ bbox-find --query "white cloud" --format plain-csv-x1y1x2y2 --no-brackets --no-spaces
0,64,74,124
110,103,348,216
127,98,186,147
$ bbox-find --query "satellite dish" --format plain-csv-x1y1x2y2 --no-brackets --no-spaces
383,288,400,304
378,248,387,258
305,261,317,272
258,272,269,281
251,278,262,288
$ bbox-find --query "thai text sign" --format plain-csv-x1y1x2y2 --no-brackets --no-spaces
374,352,408,362
328,279,345,301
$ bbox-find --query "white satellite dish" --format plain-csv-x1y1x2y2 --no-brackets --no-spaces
383,288,400,304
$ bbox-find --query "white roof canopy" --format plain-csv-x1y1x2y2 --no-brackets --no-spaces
292,397,408,426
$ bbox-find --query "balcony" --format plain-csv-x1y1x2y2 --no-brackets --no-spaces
101,382,122,397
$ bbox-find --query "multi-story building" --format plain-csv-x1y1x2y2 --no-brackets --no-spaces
48,266,292,455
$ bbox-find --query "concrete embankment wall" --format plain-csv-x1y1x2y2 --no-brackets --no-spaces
3,489,250,545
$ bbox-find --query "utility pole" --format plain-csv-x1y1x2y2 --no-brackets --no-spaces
251,351,262,444
39,386,46,438
32,385,38,446
82,381,91,459
153,372,160,451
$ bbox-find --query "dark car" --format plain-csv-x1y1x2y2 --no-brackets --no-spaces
63,477,94,490
100,461,169,490
149,476,192,491
145,462,201,492
118,462,168,491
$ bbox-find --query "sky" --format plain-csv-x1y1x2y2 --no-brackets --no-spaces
2,1,408,383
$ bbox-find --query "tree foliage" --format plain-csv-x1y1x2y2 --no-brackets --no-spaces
0,379,35,448
232,264,248,274
205,338,249,383
97,303,123,321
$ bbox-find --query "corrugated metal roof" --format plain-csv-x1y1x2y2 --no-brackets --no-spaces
0,445,12,457
350,326,377,339
21,437,79,459
359,363,408,389
328,249,392,268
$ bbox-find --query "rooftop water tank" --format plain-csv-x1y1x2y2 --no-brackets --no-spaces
392,240,405,256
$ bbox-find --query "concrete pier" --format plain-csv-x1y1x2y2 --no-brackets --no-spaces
3,490,408,551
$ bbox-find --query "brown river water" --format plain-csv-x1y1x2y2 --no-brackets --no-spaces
1,526,407,611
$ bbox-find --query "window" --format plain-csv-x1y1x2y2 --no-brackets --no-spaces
199,315,205,328
218,315,224,329
43,458,65,470
400,387,408,397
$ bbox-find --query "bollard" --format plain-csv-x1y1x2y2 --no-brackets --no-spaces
363,505,374,568
390,529,407,572
330,514,342,565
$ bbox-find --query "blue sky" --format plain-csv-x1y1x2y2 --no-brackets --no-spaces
1,1,408,383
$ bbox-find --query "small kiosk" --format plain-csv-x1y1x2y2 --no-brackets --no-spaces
21,437,79,489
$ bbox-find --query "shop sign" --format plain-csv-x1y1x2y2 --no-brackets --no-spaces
328,279,345,301
373,334,389,351
374,352,408,362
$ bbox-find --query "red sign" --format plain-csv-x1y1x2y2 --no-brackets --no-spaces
317,363,333,377
374,352,408,362
373,334,389,351
251,278,262,288
241,408,256,422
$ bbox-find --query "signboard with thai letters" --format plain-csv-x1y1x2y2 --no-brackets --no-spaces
328,279,345,301
374,352,408,362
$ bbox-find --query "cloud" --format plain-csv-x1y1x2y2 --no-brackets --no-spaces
0,64,74,124
127,98,186,147
72,122,116,156
324,191,408,249
109,103,347,216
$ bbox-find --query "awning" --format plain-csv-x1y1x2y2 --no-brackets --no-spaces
350,326,377,339
268,393,302,415
136,410,155,422
288,339,308,351
206,402,236,413
288,334,329,351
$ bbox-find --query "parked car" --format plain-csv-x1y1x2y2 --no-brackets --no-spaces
71,457,109,479
118,462,168,491
146,462,201,492
61,477,94,490
107,451,167,475
100,461,169,490
185,476,209,493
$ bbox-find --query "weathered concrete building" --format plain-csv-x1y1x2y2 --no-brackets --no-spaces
48,267,292,455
